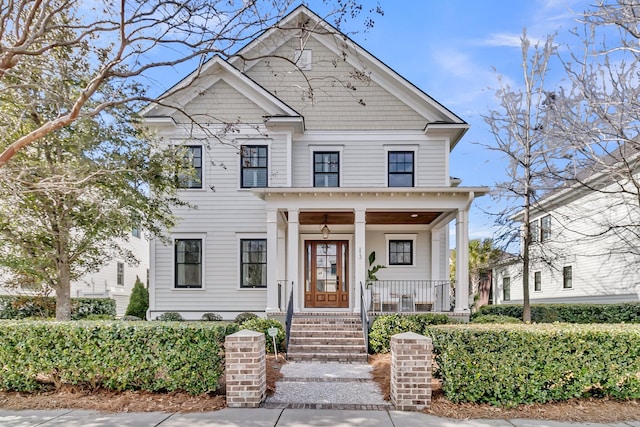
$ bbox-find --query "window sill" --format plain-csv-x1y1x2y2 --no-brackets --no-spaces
172,287,206,291
238,287,268,291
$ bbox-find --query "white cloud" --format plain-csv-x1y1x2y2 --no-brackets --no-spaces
477,33,524,48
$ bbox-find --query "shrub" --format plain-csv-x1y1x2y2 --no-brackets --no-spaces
121,315,142,321
0,296,115,320
156,312,183,321
125,276,149,320
368,313,451,353
471,314,521,324
234,312,258,324
0,321,227,394
239,317,285,354
201,313,222,321
429,323,640,406
473,302,640,323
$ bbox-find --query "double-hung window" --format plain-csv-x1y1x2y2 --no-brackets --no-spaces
563,266,572,289
388,151,414,187
116,262,124,286
534,271,541,291
240,239,267,288
241,145,268,188
530,220,539,243
178,145,202,189
314,152,339,187
541,215,551,242
502,277,511,301
175,239,202,288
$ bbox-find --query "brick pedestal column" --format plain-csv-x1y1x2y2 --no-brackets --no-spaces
225,330,266,408
390,331,432,411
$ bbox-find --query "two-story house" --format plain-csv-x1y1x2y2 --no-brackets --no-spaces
143,6,488,320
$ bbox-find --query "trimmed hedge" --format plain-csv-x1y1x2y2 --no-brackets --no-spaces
473,302,640,323
429,324,640,406
471,314,522,324
0,296,116,320
0,321,230,394
368,313,451,353
239,318,285,354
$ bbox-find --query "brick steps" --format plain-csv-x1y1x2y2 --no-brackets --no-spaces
286,314,368,363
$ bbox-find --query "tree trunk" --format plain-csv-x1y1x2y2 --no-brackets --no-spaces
55,261,72,320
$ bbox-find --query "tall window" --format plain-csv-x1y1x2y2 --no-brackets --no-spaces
116,262,124,286
534,271,541,291
541,215,551,242
240,239,267,288
241,145,268,188
563,266,572,289
175,239,202,288
530,220,539,242
314,152,339,187
388,151,414,187
178,145,202,188
389,240,413,265
132,227,141,238
502,277,511,301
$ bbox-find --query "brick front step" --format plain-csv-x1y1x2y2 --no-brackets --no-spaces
288,337,365,347
286,352,368,363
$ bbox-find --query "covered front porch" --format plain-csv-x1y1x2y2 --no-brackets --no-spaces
253,187,486,316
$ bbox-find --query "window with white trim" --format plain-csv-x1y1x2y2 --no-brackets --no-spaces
175,239,202,288
563,266,572,289
116,262,124,287
388,151,414,187
534,271,541,291
314,152,339,187
177,145,202,189
389,240,413,265
541,215,551,242
241,145,268,188
503,277,511,301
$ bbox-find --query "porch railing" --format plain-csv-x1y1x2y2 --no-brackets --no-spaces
366,280,454,313
359,282,369,355
284,282,294,357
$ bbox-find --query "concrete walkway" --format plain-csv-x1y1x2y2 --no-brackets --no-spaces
0,408,638,427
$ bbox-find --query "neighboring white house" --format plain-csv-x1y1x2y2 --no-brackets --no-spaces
143,6,488,320
0,229,149,318
492,148,640,305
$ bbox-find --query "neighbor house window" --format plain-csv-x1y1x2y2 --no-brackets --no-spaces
175,239,202,288
388,151,414,187
503,277,511,301
389,240,413,265
541,215,551,242
241,145,268,188
534,271,541,291
178,145,202,188
132,227,140,238
530,220,539,242
314,152,339,187
563,266,572,289
116,262,124,286
240,239,267,288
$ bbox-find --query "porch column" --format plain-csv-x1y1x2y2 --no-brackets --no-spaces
265,208,279,313
455,208,470,312
354,208,366,313
430,228,441,280
287,209,300,312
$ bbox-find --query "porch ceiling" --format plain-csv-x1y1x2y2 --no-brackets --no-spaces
296,211,442,225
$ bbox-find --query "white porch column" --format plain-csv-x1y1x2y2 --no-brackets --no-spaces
287,209,300,312
430,228,442,281
265,208,279,314
354,208,366,313
455,208,470,312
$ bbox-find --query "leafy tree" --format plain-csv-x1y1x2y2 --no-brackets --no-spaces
0,0,383,165
449,238,501,304
484,31,559,322
0,38,186,320
125,276,149,320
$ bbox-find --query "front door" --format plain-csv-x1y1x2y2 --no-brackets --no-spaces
305,241,349,308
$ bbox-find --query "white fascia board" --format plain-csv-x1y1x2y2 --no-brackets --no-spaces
424,123,470,150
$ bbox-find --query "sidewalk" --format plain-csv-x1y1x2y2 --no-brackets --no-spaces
0,408,638,427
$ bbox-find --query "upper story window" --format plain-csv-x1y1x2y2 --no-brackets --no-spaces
132,227,141,239
240,239,267,288
388,151,414,187
175,239,202,288
178,145,202,189
541,215,551,242
241,145,268,188
116,262,124,287
530,220,539,242
314,152,339,187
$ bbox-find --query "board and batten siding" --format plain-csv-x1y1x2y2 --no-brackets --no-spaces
244,37,427,130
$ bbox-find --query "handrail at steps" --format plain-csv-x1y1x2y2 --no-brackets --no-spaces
360,281,369,355
284,282,294,359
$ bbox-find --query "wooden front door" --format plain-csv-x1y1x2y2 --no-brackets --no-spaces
305,241,349,308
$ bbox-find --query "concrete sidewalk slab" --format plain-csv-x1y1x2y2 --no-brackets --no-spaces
159,408,283,427
0,409,72,427
510,420,633,427
275,409,391,426
30,410,171,427
388,412,514,427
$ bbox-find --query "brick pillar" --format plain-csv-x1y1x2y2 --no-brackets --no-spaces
225,330,266,408
390,331,432,411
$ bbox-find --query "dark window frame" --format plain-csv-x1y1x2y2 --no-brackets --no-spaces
241,145,268,188
389,240,413,265
116,262,124,287
177,145,203,189
313,151,340,187
534,271,541,291
503,277,511,301
563,266,572,289
388,151,415,187
174,239,203,289
240,239,267,288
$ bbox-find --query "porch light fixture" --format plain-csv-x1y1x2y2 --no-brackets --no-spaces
410,213,419,218
321,215,330,239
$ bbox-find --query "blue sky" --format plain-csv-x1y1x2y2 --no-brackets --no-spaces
308,0,592,241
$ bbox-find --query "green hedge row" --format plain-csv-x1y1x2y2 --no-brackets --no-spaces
0,321,232,394
368,313,451,353
430,324,640,406
473,302,640,323
0,296,116,320
240,317,285,353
